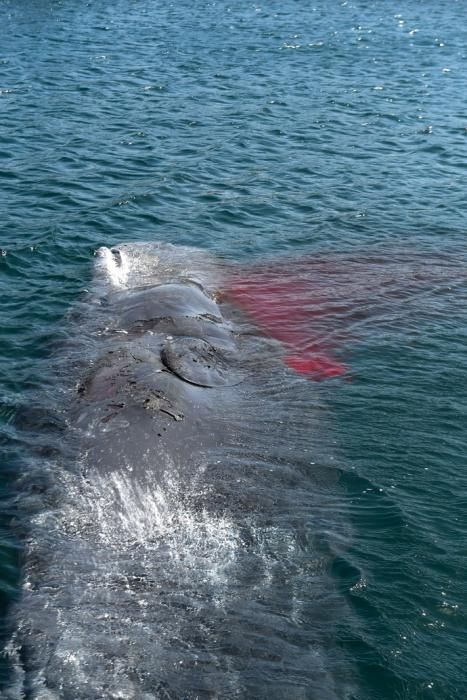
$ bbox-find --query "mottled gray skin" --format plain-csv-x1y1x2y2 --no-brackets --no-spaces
11,247,252,698
73,272,244,483
9,244,355,700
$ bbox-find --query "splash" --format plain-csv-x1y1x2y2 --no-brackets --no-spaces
95,246,129,288
62,468,241,594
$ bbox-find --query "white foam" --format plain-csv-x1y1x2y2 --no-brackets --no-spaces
95,246,129,288
61,468,241,596
95,242,225,294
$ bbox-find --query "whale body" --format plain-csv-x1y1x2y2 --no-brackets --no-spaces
8,242,355,700
73,247,245,483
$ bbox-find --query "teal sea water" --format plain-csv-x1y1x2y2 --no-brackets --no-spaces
1,0,467,697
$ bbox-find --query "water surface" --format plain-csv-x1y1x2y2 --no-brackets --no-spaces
1,1,467,698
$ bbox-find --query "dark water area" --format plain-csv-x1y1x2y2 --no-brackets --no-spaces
1,0,467,698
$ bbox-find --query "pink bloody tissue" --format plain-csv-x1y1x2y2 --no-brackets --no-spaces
285,354,347,379
225,267,348,381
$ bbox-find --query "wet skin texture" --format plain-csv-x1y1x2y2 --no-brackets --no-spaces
73,279,244,481
10,244,355,700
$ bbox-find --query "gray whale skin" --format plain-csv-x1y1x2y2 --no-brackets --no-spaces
8,242,355,700
74,243,245,482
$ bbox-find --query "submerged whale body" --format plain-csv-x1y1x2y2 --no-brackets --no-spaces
73,248,245,480
8,243,355,699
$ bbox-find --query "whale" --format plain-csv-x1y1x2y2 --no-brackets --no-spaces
7,242,356,700
71,245,247,483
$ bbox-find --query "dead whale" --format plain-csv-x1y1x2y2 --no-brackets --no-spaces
72,247,246,482
8,242,356,700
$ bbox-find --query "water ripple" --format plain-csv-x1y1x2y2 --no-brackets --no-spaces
1,0,467,697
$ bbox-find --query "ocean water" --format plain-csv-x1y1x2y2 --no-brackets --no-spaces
0,0,466,698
